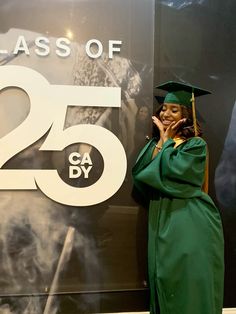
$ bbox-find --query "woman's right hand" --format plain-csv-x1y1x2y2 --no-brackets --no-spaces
152,116,164,136
152,116,186,143
152,116,164,151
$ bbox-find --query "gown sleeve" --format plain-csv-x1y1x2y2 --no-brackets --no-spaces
132,140,156,204
132,137,207,198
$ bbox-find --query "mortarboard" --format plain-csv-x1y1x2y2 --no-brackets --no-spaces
155,81,211,136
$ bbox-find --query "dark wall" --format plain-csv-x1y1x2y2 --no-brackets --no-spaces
154,0,236,307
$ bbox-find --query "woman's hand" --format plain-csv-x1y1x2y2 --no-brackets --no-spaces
152,116,186,143
163,118,186,142
152,116,165,136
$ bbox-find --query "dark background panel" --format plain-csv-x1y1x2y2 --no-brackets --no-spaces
154,0,236,307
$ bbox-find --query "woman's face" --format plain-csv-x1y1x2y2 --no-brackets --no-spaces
159,103,182,129
138,106,149,121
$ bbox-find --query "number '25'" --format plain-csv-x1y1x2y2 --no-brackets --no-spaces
0,65,127,206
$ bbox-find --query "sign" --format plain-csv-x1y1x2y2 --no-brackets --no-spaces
0,65,127,206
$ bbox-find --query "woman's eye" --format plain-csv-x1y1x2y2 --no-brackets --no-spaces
172,108,180,113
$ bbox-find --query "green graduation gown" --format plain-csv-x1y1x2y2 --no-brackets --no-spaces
132,137,224,314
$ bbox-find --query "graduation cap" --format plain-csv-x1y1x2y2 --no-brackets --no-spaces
155,81,211,136
154,95,165,105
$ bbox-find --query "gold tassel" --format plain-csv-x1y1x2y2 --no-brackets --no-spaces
191,90,208,192
191,92,198,137
202,148,209,194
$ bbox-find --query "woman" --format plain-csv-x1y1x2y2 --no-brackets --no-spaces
132,81,224,314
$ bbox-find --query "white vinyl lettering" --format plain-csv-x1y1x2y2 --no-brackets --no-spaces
13,36,30,55
81,165,92,178
56,37,71,57
69,166,82,178
69,152,81,165
0,65,126,206
7,36,122,58
35,37,50,56
68,152,93,179
81,153,92,165
108,40,122,59
85,39,103,59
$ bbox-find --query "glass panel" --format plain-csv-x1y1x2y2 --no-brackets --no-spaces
0,0,154,312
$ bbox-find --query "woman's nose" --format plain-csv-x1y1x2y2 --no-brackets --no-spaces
163,109,171,117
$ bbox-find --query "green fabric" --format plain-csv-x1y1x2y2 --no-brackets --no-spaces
156,81,211,97
132,137,224,314
164,90,192,107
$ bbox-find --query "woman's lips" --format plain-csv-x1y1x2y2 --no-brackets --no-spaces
162,120,173,126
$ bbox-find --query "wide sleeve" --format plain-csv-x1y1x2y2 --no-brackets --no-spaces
133,137,207,198
132,139,157,204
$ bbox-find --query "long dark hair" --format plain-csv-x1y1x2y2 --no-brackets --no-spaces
152,104,202,139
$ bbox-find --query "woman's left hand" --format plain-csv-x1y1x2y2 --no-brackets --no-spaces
163,118,186,142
